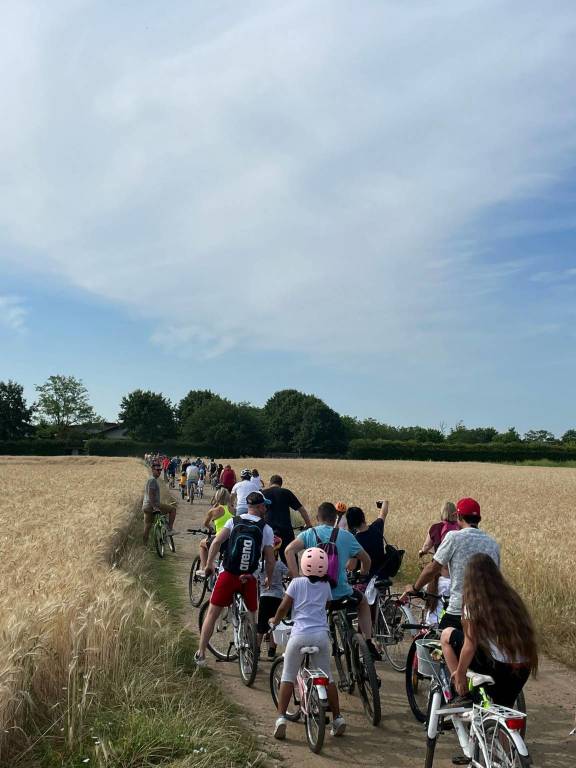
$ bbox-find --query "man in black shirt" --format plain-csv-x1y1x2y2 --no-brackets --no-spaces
263,475,312,562
346,500,389,577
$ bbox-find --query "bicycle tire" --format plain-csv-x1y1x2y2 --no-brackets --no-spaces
188,556,207,607
269,657,301,721
351,633,381,726
424,736,437,768
405,639,431,723
514,690,527,738
378,600,411,672
474,719,530,768
198,601,238,661
330,615,354,694
238,614,258,687
154,523,165,558
305,684,326,754
168,534,176,553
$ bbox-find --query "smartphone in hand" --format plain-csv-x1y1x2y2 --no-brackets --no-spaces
376,500,383,509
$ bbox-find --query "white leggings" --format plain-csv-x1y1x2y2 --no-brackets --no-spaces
281,631,333,683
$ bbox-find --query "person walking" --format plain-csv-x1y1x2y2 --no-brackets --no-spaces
219,464,236,493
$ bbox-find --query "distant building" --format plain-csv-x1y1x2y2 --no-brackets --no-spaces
72,422,130,440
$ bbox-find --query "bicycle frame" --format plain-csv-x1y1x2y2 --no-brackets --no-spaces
296,651,329,716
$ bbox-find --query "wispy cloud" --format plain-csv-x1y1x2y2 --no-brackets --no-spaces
0,1,576,363
0,296,27,333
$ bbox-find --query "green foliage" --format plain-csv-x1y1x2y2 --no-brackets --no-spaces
0,380,33,439
348,438,576,462
297,400,348,455
176,389,219,428
561,429,576,444
181,397,267,456
119,389,177,442
263,389,312,452
85,439,199,456
523,429,558,443
0,439,80,455
341,416,444,443
35,375,100,435
447,421,498,443
493,426,522,443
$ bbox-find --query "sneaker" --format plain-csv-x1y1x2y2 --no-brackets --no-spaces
451,756,470,766
267,645,277,659
443,694,474,710
330,715,346,737
366,639,382,661
193,651,207,668
274,717,287,740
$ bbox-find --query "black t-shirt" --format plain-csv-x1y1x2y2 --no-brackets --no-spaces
355,518,385,576
262,486,302,537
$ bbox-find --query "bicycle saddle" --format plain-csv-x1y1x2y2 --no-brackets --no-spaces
375,577,393,589
467,671,495,687
300,646,319,655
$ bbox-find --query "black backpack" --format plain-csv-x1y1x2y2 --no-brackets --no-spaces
223,517,266,575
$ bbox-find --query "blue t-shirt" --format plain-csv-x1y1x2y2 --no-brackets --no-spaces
298,525,362,599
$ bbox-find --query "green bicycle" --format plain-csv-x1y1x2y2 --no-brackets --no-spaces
152,510,175,558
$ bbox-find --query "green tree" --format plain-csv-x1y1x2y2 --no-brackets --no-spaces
296,401,348,455
181,398,266,456
0,380,34,439
561,429,576,444
176,389,219,429
447,422,498,443
119,390,176,442
493,427,521,443
35,375,100,436
264,389,317,452
341,415,362,443
524,429,557,443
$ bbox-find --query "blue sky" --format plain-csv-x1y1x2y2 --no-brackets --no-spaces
1,1,576,435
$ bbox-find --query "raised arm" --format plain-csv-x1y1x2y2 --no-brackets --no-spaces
377,499,389,521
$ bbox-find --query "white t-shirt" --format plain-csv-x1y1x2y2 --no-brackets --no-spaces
252,476,264,489
286,577,332,636
231,479,259,507
223,513,274,551
186,465,199,481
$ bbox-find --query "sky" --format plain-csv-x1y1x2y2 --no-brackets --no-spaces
1,0,576,435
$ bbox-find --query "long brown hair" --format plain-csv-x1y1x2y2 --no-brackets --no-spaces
462,554,538,675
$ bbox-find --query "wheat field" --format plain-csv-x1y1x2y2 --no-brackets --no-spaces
0,456,255,767
237,458,576,666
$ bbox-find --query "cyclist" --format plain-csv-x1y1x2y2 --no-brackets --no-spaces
251,468,264,489
263,475,313,563
219,464,236,493
161,455,170,482
231,468,260,514
194,491,276,667
168,456,178,485
284,502,380,660
441,553,537,709
142,463,176,542
186,461,200,503
401,497,500,631
418,501,458,624
198,486,235,568
345,501,390,578
256,536,288,659
270,547,346,739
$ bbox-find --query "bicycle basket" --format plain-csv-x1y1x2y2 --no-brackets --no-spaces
272,621,292,647
415,638,445,682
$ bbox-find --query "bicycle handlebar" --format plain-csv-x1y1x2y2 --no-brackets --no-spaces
187,528,211,535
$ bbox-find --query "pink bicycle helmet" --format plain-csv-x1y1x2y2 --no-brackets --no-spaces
300,547,328,578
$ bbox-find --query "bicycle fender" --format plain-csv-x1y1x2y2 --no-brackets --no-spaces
484,717,530,758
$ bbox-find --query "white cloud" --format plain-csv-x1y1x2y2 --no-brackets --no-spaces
0,296,27,333
1,1,576,361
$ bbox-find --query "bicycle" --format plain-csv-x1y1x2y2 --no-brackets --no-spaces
198,588,259,686
417,638,530,768
152,510,175,558
371,575,415,672
328,595,381,726
270,639,330,754
187,528,218,606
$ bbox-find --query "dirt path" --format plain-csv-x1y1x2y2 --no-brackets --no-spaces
171,489,576,767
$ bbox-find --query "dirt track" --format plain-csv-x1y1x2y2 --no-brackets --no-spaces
170,489,576,767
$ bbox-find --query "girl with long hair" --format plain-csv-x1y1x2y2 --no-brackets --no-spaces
198,487,234,568
441,553,538,707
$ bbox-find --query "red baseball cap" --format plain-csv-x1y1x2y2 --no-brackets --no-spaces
456,497,481,517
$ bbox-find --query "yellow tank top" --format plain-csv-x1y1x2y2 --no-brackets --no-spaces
214,505,233,533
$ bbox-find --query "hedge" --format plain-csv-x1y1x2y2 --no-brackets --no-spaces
84,439,204,457
347,439,576,462
0,440,82,455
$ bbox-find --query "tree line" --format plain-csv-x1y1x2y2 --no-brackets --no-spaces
1,375,575,457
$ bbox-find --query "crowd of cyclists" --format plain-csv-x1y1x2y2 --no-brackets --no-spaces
142,454,539,761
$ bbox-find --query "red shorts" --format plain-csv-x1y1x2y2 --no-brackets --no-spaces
210,571,258,612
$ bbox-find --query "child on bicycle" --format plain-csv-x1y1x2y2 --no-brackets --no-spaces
198,487,234,569
257,536,288,659
269,547,346,740
441,553,538,709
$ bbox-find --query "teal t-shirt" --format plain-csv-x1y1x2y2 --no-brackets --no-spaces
298,524,362,599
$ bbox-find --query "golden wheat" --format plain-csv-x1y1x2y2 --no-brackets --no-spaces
234,457,576,666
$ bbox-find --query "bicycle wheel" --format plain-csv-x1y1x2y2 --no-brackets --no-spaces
168,534,176,553
238,614,258,687
474,719,530,768
269,657,301,721
377,600,411,672
198,601,237,661
351,633,381,726
305,684,326,754
154,523,165,558
330,616,354,694
405,639,432,722
188,556,207,607
514,690,527,738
